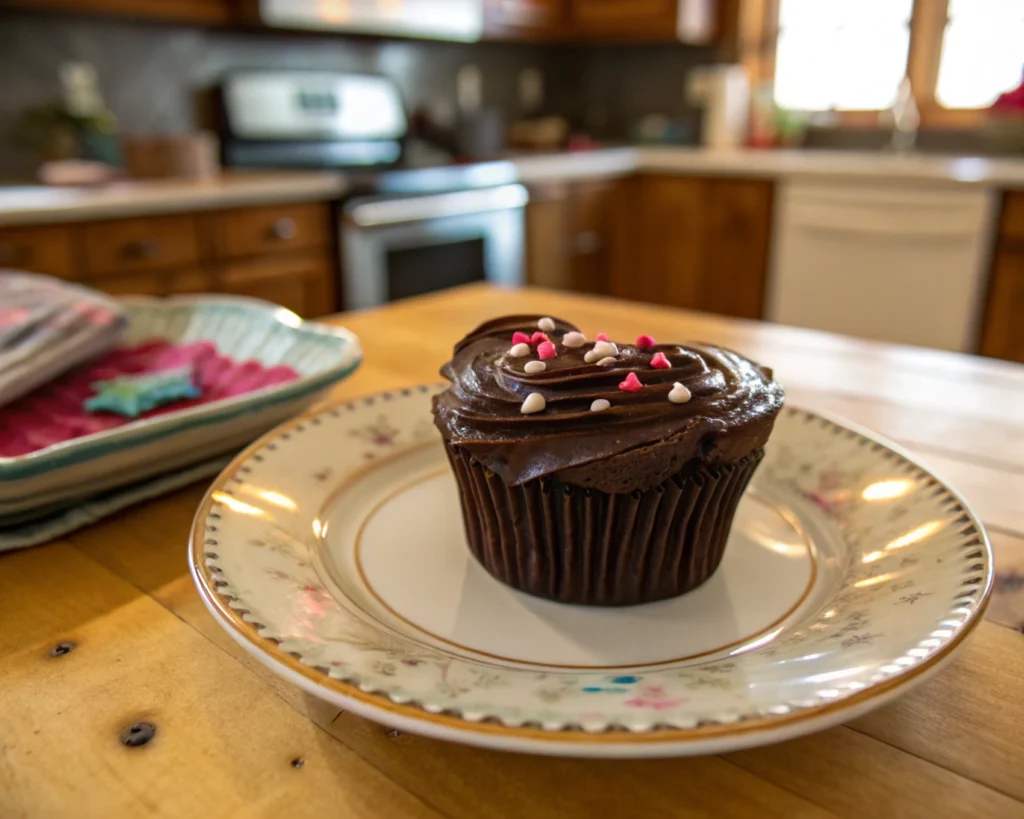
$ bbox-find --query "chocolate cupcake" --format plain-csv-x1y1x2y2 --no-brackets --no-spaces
432,315,784,606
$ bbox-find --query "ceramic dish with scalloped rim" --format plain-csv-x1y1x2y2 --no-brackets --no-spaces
190,384,992,758
0,294,360,521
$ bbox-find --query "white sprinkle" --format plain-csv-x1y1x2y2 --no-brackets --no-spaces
562,331,585,348
590,399,610,412
596,357,617,366
538,317,556,332
668,382,692,404
593,340,618,357
521,392,546,414
524,360,546,374
584,349,602,363
509,342,530,357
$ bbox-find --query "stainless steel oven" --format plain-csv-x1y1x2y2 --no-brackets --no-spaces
341,184,527,308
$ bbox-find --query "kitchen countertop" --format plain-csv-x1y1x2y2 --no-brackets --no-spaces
0,171,345,226
4,147,1024,226
2,283,1022,816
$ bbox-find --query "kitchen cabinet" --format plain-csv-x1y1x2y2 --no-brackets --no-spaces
525,178,624,296
80,214,202,277
0,0,233,23
610,174,773,320
0,224,76,279
217,252,335,318
0,200,338,318
980,192,1024,364
486,0,725,42
485,0,565,36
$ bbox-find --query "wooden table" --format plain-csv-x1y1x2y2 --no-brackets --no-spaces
3,283,1024,818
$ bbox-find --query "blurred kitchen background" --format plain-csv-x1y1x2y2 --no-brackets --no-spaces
1,0,1024,363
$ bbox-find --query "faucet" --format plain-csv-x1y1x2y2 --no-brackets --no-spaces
889,76,920,153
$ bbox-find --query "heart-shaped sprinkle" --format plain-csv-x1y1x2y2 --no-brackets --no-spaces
512,331,531,345
537,341,557,360
531,331,549,346
590,398,610,412
668,382,692,404
636,334,656,350
524,360,546,374
521,392,546,414
562,331,586,348
595,332,610,342
596,356,617,366
538,317,555,332
509,342,530,357
650,352,670,369
618,373,643,392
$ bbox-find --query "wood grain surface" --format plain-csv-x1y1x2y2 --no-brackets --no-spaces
2,284,1023,819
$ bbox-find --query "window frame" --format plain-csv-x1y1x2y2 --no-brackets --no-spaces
741,0,996,128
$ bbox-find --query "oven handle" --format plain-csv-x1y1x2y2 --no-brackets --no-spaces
344,184,528,228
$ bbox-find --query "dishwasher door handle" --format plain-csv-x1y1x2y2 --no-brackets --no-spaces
793,221,979,241
345,184,528,228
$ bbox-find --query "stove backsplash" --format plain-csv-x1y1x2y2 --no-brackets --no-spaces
0,11,713,179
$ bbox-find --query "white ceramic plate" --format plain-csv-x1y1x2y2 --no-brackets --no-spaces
191,385,992,758
0,295,361,519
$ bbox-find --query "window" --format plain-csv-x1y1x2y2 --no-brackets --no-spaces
775,0,913,111
767,0,1024,120
935,0,1024,108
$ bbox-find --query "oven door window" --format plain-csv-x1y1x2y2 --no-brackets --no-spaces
386,238,485,301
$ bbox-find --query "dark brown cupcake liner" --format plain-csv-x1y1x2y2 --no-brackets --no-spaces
445,445,765,606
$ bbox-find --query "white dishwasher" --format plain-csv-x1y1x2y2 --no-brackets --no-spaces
766,179,997,352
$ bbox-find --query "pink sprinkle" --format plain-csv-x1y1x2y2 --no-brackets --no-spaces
537,341,557,360
596,332,610,342
650,352,670,369
636,334,656,350
618,372,643,392
530,331,550,346
512,331,531,345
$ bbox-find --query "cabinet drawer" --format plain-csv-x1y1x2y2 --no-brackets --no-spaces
80,215,201,276
87,268,214,298
211,202,331,259
0,225,76,278
217,252,335,317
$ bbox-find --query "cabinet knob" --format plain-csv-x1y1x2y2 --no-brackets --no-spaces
123,239,160,259
572,231,601,255
268,218,297,241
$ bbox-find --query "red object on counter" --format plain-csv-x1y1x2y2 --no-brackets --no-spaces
0,339,298,457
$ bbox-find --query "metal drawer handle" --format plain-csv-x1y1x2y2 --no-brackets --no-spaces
123,239,161,259
268,217,297,241
346,185,528,228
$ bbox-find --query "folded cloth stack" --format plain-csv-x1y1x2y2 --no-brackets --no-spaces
0,271,127,408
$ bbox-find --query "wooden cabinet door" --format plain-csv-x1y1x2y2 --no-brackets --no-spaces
612,175,773,320
0,225,76,279
486,0,566,35
980,244,1024,363
85,268,214,298
79,215,201,277
526,179,624,296
1,0,233,23
568,179,620,295
210,203,332,260
568,0,678,36
702,178,773,319
218,253,336,318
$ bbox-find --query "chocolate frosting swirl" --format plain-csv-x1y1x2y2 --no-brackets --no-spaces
432,315,784,493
